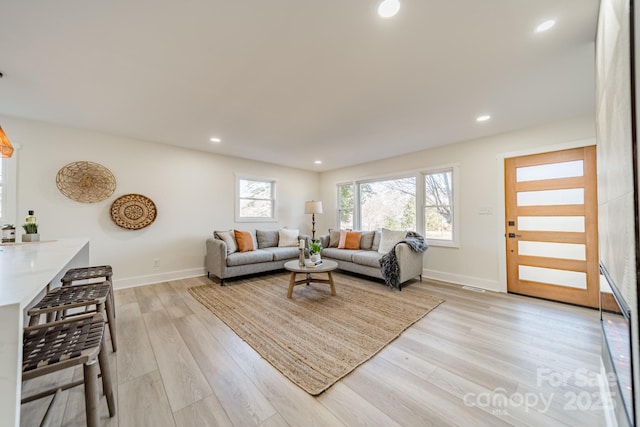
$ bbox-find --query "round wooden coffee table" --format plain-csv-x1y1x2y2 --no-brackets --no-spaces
284,259,338,299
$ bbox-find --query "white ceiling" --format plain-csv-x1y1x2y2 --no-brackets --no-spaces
0,0,599,171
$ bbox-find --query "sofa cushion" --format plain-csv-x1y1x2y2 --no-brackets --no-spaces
352,251,383,268
234,229,255,252
263,247,299,261
214,230,237,254
378,228,406,254
322,248,361,262
278,228,299,247
226,249,273,266
256,229,279,248
372,230,382,251
359,231,375,250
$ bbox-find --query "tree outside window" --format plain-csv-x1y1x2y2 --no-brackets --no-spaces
360,177,416,231
424,169,453,240
338,183,354,229
237,177,276,221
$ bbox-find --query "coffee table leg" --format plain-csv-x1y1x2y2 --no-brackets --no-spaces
287,272,296,299
328,271,336,296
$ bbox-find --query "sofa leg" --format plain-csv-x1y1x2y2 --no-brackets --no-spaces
399,283,402,291
420,274,422,282
220,279,224,286
207,272,210,278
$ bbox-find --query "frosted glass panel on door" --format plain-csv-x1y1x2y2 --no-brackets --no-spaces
518,241,586,260
517,188,584,206
516,160,584,182
518,216,585,232
519,266,587,289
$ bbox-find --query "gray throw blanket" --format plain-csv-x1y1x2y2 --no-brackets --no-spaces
379,231,428,289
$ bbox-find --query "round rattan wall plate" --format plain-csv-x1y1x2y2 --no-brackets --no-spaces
56,161,116,203
110,194,157,230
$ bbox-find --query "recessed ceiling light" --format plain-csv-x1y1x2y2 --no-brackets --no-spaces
535,19,556,33
210,137,221,143
476,115,491,122
378,0,400,18
314,160,322,165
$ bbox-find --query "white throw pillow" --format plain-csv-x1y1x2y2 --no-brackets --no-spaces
278,228,299,247
214,230,238,254
377,228,406,254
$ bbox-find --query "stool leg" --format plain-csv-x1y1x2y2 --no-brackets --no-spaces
98,338,116,417
108,281,116,318
83,360,100,427
104,294,117,352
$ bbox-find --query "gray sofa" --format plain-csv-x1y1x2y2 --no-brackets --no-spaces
318,230,424,289
206,229,309,284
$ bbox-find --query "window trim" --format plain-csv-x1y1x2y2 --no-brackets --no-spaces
235,174,278,223
335,164,460,248
422,165,460,248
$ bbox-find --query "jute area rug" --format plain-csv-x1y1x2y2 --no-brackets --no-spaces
188,272,444,395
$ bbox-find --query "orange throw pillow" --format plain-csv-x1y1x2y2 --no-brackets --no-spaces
234,230,255,252
345,231,362,249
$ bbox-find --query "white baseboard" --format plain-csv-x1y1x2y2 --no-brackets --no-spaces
422,268,504,292
113,267,206,290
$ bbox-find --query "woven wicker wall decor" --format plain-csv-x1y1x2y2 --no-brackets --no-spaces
56,161,116,203
110,194,157,230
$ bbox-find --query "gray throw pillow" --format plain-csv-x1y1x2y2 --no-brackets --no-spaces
214,230,238,254
256,229,279,248
359,231,375,250
329,230,341,248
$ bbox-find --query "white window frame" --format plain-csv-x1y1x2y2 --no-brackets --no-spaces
235,174,277,223
335,164,459,248
422,165,460,248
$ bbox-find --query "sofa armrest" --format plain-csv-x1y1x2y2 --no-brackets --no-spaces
206,238,228,279
395,243,424,284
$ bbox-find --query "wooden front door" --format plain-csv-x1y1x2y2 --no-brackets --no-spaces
504,146,599,308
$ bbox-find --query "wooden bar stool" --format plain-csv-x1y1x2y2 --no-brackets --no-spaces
28,282,118,352
61,265,115,317
22,313,116,427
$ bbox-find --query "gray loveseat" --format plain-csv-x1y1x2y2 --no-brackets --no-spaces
206,229,309,285
318,229,425,289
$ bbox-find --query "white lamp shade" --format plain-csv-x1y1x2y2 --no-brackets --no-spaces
304,200,323,214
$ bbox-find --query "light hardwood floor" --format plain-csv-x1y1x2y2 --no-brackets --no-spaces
21,273,606,426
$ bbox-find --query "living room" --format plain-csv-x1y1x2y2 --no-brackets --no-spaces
1,0,637,426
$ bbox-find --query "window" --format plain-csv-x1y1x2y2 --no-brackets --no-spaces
336,165,458,247
236,176,277,222
359,177,416,231
337,183,354,229
423,169,453,241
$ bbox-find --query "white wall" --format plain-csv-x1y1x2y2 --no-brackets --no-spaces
2,115,320,288
319,114,596,291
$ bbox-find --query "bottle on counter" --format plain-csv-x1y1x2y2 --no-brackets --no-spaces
25,210,37,223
